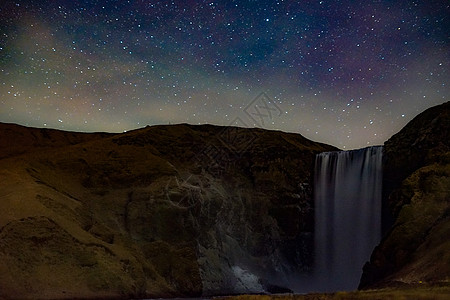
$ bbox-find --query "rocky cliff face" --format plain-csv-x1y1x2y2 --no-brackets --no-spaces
0,123,335,299
360,101,450,289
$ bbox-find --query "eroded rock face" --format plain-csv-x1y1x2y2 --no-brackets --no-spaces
0,123,335,299
360,101,450,289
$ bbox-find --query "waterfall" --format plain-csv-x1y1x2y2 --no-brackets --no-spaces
313,146,383,291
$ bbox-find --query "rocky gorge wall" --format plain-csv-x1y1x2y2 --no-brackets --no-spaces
360,101,450,289
1,101,449,299
0,123,335,299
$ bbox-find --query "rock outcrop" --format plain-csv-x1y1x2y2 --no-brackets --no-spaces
360,101,450,288
0,123,335,299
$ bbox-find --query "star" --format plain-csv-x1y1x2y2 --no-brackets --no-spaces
0,0,448,149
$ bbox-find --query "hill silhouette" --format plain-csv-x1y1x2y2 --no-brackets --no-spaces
0,122,335,299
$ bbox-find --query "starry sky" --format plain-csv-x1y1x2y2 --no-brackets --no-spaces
0,0,448,149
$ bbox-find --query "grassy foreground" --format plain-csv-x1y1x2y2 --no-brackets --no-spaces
223,285,450,300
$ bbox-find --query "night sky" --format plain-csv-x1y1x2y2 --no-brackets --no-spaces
1,1,448,149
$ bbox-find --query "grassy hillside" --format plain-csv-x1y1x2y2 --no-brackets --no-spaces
0,123,335,299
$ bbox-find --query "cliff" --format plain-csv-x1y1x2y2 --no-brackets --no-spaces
0,122,335,299
360,101,450,288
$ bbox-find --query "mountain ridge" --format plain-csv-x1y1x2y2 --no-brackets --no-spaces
0,121,336,299
1,101,449,298
360,101,450,289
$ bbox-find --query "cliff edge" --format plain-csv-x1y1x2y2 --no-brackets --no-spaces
360,101,450,289
0,123,335,299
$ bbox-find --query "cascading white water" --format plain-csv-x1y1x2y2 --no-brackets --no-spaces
313,146,383,291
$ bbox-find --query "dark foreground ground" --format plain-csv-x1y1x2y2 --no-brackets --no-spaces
223,285,450,300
